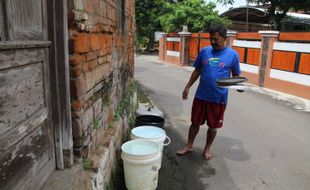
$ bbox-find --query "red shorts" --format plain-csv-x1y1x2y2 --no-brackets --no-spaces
191,98,226,128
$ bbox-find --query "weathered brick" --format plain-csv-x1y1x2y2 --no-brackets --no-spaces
106,35,112,49
98,23,105,32
95,65,103,84
89,25,98,33
74,33,90,53
72,109,83,119
85,0,94,13
83,134,91,146
80,12,89,21
85,70,96,91
82,107,94,129
99,35,107,49
107,54,112,63
81,145,90,158
68,11,75,29
99,0,107,17
93,98,102,117
98,50,104,57
82,62,89,73
88,60,97,71
98,57,105,65
90,34,101,51
77,23,87,31
111,7,116,22
106,109,114,124
94,16,100,25
72,118,83,139
95,63,111,83
86,51,98,61
70,54,86,66
73,0,84,11
71,64,82,77
70,75,86,99
107,4,113,20
72,99,84,110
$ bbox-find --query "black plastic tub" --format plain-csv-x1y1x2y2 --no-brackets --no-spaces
135,115,165,128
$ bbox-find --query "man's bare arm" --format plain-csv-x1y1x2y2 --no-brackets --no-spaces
183,68,201,100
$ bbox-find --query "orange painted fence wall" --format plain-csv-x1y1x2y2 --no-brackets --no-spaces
159,31,310,99
271,32,310,75
188,32,310,75
162,32,310,75
189,33,211,61
264,32,310,99
231,32,262,85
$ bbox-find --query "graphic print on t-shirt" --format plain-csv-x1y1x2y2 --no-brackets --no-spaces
207,58,225,68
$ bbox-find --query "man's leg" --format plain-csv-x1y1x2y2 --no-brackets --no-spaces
204,101,226,160
177,98,204,155
176,123,199,155
204,128,217,160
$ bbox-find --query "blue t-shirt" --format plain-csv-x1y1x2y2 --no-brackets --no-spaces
193,46,241,104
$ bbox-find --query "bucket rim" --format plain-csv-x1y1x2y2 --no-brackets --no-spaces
136,115,165,121
121,139,160,156
136,114,164,118
131,126,166,139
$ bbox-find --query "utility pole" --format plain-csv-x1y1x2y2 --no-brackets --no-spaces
246,0,249,31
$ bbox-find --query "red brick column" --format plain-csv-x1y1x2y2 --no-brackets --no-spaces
179,31,191,66
226,30,237,48
160,33,168,62
258,31,279,86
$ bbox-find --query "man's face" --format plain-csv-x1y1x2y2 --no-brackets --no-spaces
210,32,226,50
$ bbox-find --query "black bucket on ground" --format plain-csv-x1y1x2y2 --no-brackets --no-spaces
135,115,165,128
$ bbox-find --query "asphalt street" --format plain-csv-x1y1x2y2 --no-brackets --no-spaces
135,55,310,190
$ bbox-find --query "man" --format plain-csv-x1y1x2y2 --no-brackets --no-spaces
176,24,241,160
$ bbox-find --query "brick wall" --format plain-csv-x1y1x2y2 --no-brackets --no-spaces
68,0,135,162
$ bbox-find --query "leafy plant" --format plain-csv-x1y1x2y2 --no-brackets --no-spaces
129,112,136,129
113,83,136,121
82,159,91,170
92,118,100,129
107,123,113,128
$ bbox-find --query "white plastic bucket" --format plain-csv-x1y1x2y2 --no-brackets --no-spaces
130,126,171,166
121,139,161,190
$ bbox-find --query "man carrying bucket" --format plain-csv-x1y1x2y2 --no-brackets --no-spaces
176,24,241,160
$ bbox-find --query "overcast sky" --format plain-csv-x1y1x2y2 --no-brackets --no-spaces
208,0,249,14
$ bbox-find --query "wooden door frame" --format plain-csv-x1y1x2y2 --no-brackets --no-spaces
47,0,74,169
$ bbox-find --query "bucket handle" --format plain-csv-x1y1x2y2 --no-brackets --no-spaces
163,136,171,146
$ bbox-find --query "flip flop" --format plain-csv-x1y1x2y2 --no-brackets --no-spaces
176,147,194,156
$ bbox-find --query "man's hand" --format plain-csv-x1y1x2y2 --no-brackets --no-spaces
182,87,189,100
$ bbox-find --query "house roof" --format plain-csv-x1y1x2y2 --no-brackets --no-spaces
220,6,310,25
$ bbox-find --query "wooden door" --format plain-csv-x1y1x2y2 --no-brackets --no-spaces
0,0,55,189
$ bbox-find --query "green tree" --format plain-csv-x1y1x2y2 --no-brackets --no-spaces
217,0,310,30
136,0,171,50
159,0,231,32
135,0,231,50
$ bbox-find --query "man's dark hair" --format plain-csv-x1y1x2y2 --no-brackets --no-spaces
209,25,227,37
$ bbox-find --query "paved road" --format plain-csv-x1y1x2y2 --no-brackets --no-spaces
135,55,310,190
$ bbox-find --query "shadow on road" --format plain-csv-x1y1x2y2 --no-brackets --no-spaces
137,83,250,190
